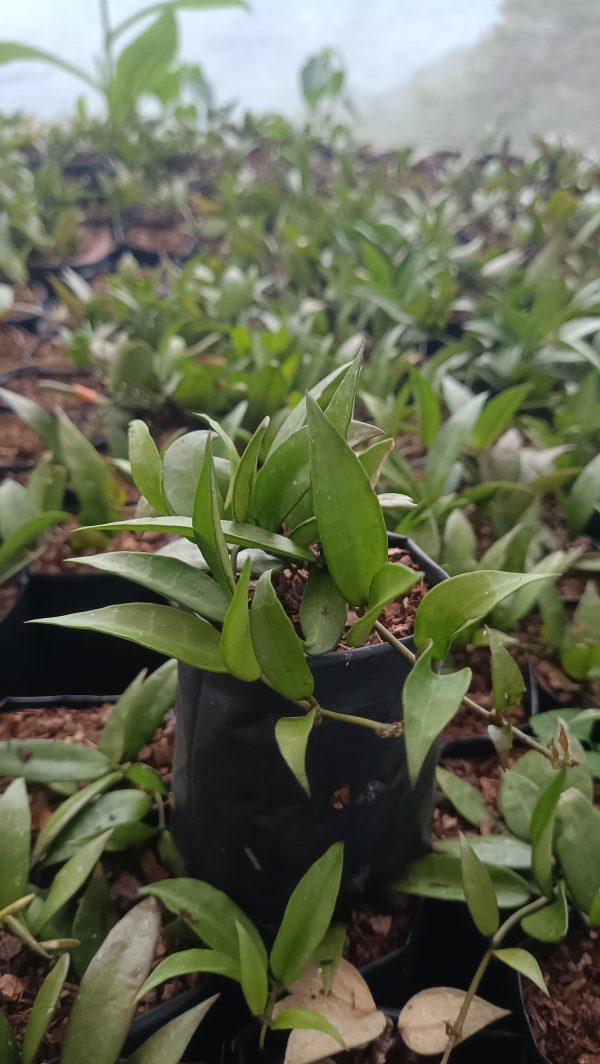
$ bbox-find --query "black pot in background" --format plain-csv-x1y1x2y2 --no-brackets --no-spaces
27,227,119,284
171,534,446,934
0,572,167,697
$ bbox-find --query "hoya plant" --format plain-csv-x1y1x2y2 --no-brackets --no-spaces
0,661,180,965
36,355,566,788
394,726,600,1061
0,898,217,1064
136,843,387,1061
0,461,67,588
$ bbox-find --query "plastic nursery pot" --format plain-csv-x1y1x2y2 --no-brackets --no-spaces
171,534,446,934
0,573,167,698
27,225,119,283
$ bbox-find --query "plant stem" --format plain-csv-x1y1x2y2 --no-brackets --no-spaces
373,621,560,764
440,894,551,1064
260,676,402,736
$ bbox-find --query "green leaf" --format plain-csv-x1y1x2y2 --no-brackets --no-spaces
121,657,178,760
110,10,178,123
0,1011,19,1064
346,561,420,647
232,417,269,522
192,435,235,596
32,604,226,673
311,923,346,994
45,791,151,865
274,711,316,795
565,453,600,535
411,370,441,447
492,948,548,995
250,571,314,701
389,853,532,908
555,788,600,914
473,386,530,449
0,778,30,909
414,571,551,659
98,670,147,765
162,431,230,516
22,953,70,1064
270,842,343,985
60,898,161,1064
237,921,268,1015
271,1008,346,1048
253,426,311,531
137,950,240,1001
530,770,566,897
436,766,495,829
71,866,113,978
404,643,471,783
195,414,240,479
434,834,532,870
0,740,112,784
29,830,112,936
488,627,525,713
127,996,218,1064
307,395,387,605
423,393,487,500
221,558,261,681
32,772,122,863
521,882,568,943
128,421,165,513
460,834,499,937
139,879,266,965
0,511,67,574
299,570,347,655
73,517,314,563
497,769,543,841
442,509,477,576
58,413,119,527
70,552,229,624
0,41,98,88
124,763,167,795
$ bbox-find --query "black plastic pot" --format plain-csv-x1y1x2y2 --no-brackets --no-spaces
27,226,119,283
518,971,551,1064
171,534,446,933
0,572,167,697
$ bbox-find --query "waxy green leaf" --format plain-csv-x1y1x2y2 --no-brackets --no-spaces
460,834,499,937
140,878,266,965
192,435,235,596
137,950,239,1001
271,1008,346,1048
414,571,551,659
0,778,30,909
237,921,268,1015
492,948,548,995
270,842,343,985
488,627,525,713
434,834,531,870
232,416,269,522
60,898,161,1064
565,453,600,535
423,392,486,500
250,571,314,700
390,853,532,908
436,766,496,829
128,420,165,513
22,953,69,1064
45,791,152,865
71,867,113,978
307,395,387,605
556,788,600,915
0,740,112,784
127,996,218,1064
404,643,471,783
299,569,347,655
58,412,119,527
530,770,566,897
275,711,316,795
71,552,229,624
521,882,568,943
221,558,261,681
473,385,530,449
32,603,226,672
33,771,122,863
346,561,420,647
30,831,112,936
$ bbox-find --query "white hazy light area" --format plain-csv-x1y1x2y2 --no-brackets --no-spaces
1,0,598,153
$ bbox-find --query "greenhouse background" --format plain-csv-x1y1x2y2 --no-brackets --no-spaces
2,0,599,152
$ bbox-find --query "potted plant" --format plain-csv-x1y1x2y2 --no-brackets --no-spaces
35,356,565,929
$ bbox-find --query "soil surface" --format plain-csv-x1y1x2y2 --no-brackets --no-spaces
123,225,195,257
30,520,172,574
0,284,45,328
0,405,103,468
343,895,416,968
272,548,428,648
29,336,73,369
0,326,37,374
524,926,600,1064
1,369,101,414
28,225,116,270
442,646,528,742
433,751,503,840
